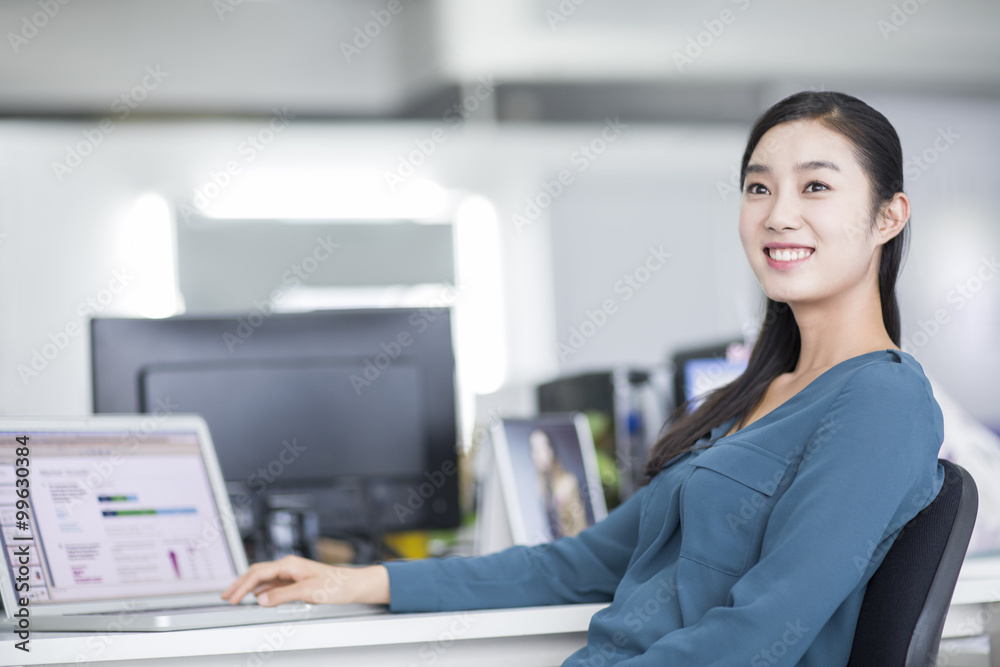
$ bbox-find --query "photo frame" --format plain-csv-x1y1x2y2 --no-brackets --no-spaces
486,413,607,547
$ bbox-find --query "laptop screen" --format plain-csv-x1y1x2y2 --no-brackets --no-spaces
0,426,238,605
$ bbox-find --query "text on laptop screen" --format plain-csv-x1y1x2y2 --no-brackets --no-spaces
0,429,237,604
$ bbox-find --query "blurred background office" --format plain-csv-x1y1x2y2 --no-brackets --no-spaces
1,1,999,554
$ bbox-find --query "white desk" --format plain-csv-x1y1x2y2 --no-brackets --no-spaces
3,578,1000,667
942,574,1000,667
0,603,603,667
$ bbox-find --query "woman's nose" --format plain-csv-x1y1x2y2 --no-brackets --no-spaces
766,193,803,231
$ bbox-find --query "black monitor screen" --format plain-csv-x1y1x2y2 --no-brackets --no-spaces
141,359,426,481
91,309,459,535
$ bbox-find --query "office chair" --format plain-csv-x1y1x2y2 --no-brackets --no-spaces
847,459,978,667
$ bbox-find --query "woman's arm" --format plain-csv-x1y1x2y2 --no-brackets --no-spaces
222,464,652,610
384,475,651,612
222,557,390,606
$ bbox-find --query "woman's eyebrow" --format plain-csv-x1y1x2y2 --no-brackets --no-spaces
795,160,840,172
745,160,840,175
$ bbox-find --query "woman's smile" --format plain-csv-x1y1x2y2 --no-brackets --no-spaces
764,245,815,270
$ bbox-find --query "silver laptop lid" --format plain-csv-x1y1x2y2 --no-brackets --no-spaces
0,415,248,618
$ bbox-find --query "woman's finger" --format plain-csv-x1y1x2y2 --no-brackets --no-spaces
256,579,316,606
250,580,293,596
223,560,297,604
222,560,276,598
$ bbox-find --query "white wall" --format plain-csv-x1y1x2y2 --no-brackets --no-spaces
867,93,1000,425
1,91,997,431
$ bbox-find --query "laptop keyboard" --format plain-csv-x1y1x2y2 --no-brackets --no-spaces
86,602,311,616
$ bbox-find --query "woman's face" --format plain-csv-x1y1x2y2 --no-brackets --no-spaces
530,430,554,472
738,119,884,308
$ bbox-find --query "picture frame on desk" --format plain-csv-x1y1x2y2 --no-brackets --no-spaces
478,413,607,552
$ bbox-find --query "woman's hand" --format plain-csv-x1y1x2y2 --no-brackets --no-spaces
221,555,390,607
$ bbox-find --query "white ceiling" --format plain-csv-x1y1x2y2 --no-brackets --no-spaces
436,0,1000,86
0,0,997,117
0,0,441,115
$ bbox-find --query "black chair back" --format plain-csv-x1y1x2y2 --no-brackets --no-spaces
847,459,978,667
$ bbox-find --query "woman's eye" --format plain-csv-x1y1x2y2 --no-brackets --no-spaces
745,183,769,195
805,181,829,193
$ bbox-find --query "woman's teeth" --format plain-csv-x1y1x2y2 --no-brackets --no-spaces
768,248,813,261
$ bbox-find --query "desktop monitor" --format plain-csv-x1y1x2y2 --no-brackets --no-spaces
671,340,750,413
90,308,460,559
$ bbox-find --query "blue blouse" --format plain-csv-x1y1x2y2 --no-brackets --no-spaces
383,349,945,666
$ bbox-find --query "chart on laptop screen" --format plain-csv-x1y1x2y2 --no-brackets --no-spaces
0,430,237,604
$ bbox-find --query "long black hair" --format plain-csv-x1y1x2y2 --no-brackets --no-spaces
641,91,910,484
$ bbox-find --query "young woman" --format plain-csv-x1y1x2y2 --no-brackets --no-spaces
223,91,945,666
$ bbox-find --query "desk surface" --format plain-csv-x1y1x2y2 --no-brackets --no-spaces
4,563,1000,667
0,603,605,667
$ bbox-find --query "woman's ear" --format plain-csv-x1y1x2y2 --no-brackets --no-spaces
877,192,910,245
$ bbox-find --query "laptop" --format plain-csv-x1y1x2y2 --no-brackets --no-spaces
0,415,386,631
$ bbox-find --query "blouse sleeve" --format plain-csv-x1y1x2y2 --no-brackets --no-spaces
614,361,946,666
383,473,650,612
